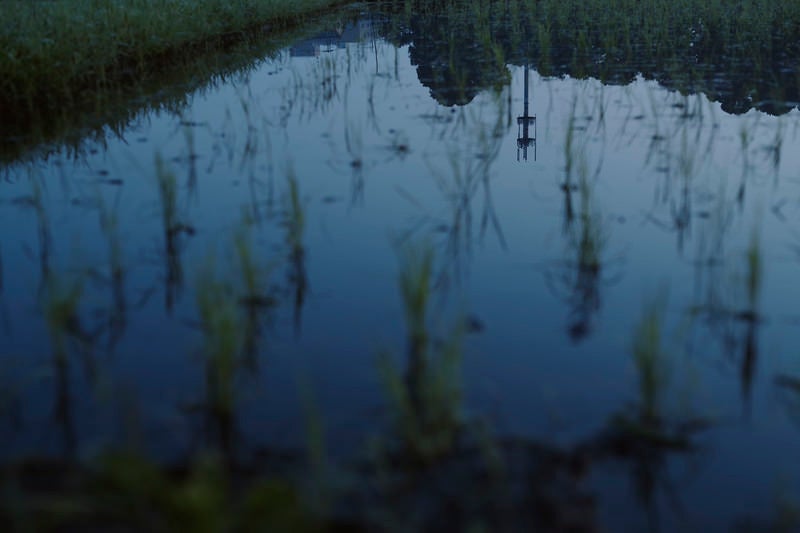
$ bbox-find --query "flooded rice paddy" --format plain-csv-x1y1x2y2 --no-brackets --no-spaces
3,3,800,530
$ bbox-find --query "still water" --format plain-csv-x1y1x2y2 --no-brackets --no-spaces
3,5,800,531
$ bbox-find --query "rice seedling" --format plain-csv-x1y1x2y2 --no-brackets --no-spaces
298,379,332,518
563,96,578,185
343,116,365,205
562,174,606,341
283,167,308,334
97,196,127,351
284,168,306,262
744,226,763,315
737,118,756,206
689,216,764,411
549,118,609,341
42,271,89,459
379,242,464,463
774,490,800,533
671,124,698,254
765,116,785,179
195,259,244,458
234,216,275,311
233,215,277,366
574,292,712,529
182,118,199,197
423,107,506,285
155,153,193,311
88,452,319,532
156,154,180,240
631,295,670,424
13,176,54,291
4,1,800,530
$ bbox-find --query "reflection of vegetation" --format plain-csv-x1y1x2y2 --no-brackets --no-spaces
380,0,800,113
1,453,320,532
156,154,194,312
344,117,365,205
196,262,246,459
563,176,606,341
392,0,511,105
548,112,610,342
234,217,278,365
3,2,800,530
422,103,507,285
96,197,127,352
0,243,718,532
380,242,464,463
630,296,671,424
579,294,710,530
766,378,800,531
43,272,90,459
284,169,308,334
690,222,763,412
14,177,53,290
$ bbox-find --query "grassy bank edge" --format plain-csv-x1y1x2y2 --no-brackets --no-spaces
0,0,362,165
0,0,356,115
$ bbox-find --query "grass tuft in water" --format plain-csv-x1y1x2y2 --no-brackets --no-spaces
631,293,670,424
155,153,192,310
745,226,763,313
196,263,241,416
380,242,464,463
44,275,86,367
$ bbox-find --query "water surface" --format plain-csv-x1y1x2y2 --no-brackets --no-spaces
3,3,800,530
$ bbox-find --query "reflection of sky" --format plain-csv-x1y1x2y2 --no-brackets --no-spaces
3,34,800,527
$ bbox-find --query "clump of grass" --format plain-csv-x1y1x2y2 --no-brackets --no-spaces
155,153,193,310
379,242,464,463
551,147,607,341
575,172,605,274
21,452,319,532
631,295,670,424
745,226,763,314
605,291,713,451
155,154,180,238
43,270,91,458
233,215,277,365
284,168,305,262
14,176,55,287
196,261,243,427
44,274,87,367
97,197,127,348
399,243,434,363
234,215,275,309
283,168,308,332
564,97,578,184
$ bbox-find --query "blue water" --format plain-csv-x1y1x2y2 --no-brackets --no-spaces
3,14,800,530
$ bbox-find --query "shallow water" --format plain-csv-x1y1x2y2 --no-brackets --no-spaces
3,4,800,530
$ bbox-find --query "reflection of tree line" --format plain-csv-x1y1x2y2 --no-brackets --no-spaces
377,0,800,114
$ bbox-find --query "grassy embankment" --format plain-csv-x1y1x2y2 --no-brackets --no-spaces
0,0,352,163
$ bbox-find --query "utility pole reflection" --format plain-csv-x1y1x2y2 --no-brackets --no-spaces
517,64,537,161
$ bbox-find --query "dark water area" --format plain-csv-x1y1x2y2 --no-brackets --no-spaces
3,1,800,530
